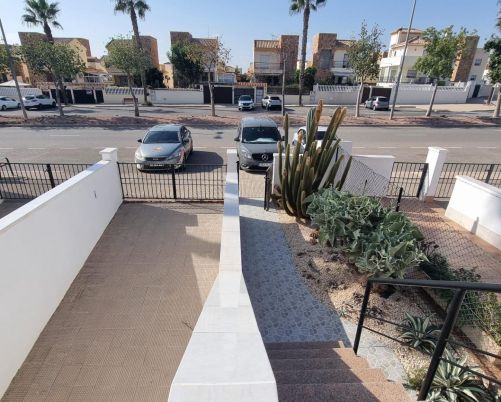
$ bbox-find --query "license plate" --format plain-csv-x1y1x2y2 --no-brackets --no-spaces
258,163,272,167
149,164,164,167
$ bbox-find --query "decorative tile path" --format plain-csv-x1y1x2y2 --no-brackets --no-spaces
240,198,407,383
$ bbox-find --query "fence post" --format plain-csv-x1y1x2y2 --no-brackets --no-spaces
353,281,372,355
46,164,56,188
416,163,428,198
395,187,404,211
171,165,177,200
420,147,448,202
418,289,466,400
485,164,494,184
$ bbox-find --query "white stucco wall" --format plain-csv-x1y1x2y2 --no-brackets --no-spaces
385,83,470,104
169,150,278,402
150,89,204,104
445,176,501,250
0,150,122,398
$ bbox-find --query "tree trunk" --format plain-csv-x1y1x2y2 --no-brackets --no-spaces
282,57,286,116
426,81,438,117
130,9,149,105
494,87,501,118
208,72,215,117
128,75,139,117
355,82,363,118
298,4,310,107
52,74,64,117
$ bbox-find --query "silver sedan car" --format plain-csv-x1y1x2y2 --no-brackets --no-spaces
135,124,193,170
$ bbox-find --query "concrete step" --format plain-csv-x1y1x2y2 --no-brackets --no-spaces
265,341,345,350
270,356,369,371
268,347,357,360
274,368,386,384
277,383,411,402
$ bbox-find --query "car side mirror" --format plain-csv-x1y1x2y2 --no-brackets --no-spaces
234,136,240,142
137,139,142,143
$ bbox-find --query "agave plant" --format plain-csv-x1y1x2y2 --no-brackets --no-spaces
399,313,440,353
428,351,490,402
279,100,352,218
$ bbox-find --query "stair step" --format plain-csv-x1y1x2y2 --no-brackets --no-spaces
277,383,411,402
270,357,369,371
274,368,386,384
268,347,357,360
265,341,345,350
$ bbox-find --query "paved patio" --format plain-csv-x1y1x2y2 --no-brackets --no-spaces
2,203,222,402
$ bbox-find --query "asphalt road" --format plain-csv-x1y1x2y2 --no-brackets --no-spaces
0,125,499,164
0,102,494,120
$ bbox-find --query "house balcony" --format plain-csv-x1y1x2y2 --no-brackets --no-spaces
330,61,353,76
253,62,283,76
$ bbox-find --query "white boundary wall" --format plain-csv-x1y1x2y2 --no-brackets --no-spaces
0,87,42,101
311,85,359,105
151,88,203,104
382,82,471,105
169,150,278,402
0,149,122,397
445,176,501,250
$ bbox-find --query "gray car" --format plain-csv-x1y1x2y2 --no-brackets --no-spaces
135,124,193,170
365,96,390,111
234,117,282,170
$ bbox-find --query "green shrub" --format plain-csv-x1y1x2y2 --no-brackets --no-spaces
399,313,440,353
307,188,426,278
408,367,427,390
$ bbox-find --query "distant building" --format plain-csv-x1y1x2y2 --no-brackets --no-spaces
251,35,299,85
311,33,354,84
170,32,221,85
0,45,30,84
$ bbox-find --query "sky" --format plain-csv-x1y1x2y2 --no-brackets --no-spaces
1,0,499,69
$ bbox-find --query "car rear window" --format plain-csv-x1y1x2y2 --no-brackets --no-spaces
143,130,180,144
270,96,281,101
242,126,281,144
25,96,35,99
376,97,388,101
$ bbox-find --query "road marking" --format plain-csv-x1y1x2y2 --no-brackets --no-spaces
60,147,77,150
124,147,136,149
446,146,463,149
49,134,80,137
0,147,13,150
353,147,366,149
410,147,427,149
477,146,497,149
377,146,397,149
28,147,47,150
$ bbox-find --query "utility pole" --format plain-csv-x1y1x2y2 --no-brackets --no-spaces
282,54,287,116
0,17,28,120
389,0,417,120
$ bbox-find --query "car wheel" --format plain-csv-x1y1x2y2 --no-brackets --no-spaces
1,105,6,111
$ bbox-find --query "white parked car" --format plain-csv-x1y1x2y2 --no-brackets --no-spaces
238,95,254,111
292,126,328,150
261,95,282,110
0,97,20,111
23,94,56,110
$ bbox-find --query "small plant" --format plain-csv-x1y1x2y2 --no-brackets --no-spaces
400,313,440,353
408,367,427,390
429,352,490,402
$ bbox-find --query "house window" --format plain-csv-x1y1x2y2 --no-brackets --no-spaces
406,70,417,78
474,58,482,66
470,75,477,81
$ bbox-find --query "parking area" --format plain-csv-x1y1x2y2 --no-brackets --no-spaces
2,202,222,402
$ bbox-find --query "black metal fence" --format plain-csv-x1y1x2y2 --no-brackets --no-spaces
118,163,227,201
264,166,272,210
354,278,501,401
436,163,501,199
0,161,91,199
388,162,428,198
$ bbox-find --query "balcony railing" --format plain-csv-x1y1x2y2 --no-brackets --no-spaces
253,62,283,75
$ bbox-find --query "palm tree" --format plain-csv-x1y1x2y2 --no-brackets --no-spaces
290,0,326,105
22,0,62,44
114,0,150,104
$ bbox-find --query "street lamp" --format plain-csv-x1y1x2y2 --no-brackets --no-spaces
0,17,28,120
389,0,417,120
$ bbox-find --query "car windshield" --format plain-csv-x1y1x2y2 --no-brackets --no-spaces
25,96,35,100
242,126,281,144
377,97,388,101
143,130,180,144
240,96,252,101
270,96,280,101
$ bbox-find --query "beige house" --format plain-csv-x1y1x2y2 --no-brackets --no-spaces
251,35,299,85
311,33,354,83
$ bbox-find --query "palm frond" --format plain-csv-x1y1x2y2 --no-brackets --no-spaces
113,0,130,14
135,0,150,18
51,20,63,29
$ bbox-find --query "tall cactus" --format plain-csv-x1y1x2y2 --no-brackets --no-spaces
279,100,352,218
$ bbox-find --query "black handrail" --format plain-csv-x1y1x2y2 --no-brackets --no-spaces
353,277,501,401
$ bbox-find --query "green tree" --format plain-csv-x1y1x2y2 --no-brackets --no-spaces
187,38,230,117
22,41,84,116
113,0,150,104
0,46,8,76
294,66,316,89
106,37,150,117
289,0,326,106
168,41,204,87
22,0,62,43
414,26,468,117
346,22,384,118
134,67,166,88
485,39,501,118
